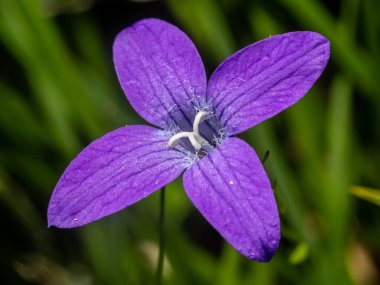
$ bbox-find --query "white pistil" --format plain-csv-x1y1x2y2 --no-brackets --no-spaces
193,111,207,136
168,111,212,151
188,133,202,150
168,132,202,150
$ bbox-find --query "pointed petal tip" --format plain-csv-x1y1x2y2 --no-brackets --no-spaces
47,213,83,229
248,251,275,263
47,219,59,229
238,227,281,262
247,237,281,262
47,222,61,229
297,31,330,65
47,205,55,228
47,212,62,229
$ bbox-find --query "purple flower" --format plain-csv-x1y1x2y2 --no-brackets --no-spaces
48,19,329,262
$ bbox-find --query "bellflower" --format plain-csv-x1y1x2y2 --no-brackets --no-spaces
48,19,329,262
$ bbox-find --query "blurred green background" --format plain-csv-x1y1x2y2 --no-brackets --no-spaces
1,0,380,284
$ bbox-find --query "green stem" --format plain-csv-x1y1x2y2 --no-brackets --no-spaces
156,187,166,285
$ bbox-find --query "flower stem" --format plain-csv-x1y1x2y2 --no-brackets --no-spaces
156,186,165,285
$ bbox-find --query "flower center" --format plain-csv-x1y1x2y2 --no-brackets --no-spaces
168,111,213,152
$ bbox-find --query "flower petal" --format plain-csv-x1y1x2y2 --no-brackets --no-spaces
207,32,330,135
113,18,207,130
183,138,280,262
48,125,188,228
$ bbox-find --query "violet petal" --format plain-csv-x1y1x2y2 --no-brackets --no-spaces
113,18,207,130
207,32,330,135
48,125,188,228
183,138,280,262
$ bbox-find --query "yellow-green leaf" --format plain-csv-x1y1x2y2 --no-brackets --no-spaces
289,242,309,265
350,186,380,206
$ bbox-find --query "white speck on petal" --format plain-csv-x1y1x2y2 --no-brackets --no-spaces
229,180,234,185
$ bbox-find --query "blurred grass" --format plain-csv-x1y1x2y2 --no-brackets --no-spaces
0,0,379,285
350,186,380,206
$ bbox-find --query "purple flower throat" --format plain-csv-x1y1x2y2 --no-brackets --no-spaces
168,109,223,159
